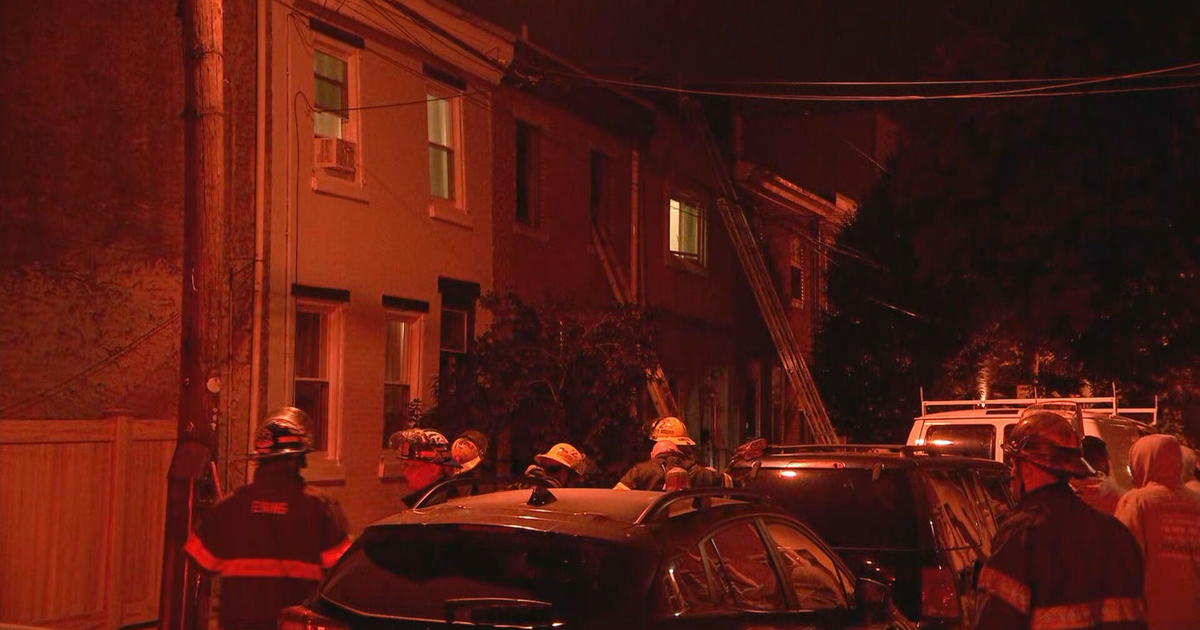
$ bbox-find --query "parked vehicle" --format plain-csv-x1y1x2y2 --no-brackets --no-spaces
281,485,915,630
906,396,1156,489
728,445,1012,629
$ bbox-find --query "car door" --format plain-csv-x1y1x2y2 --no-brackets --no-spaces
657,516,880,630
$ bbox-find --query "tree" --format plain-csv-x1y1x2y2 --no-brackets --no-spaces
815,3,1200,442
430,293,659,477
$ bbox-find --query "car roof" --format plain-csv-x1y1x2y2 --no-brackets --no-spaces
729,444,1008,472
367,488,765,543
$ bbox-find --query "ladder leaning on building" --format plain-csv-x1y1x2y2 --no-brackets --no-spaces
684,99,839,445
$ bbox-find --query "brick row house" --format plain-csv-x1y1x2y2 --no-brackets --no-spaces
0,0,883,623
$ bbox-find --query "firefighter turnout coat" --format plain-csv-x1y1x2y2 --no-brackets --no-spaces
184,465,351,630
974,482,1147,630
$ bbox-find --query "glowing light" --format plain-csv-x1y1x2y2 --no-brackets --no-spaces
780,470,798,478
930,439,952,446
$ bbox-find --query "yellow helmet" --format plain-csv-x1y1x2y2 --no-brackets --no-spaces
534,442,587,475
650,416,695,446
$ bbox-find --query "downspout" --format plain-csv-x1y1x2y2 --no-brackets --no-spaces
248,0,267,482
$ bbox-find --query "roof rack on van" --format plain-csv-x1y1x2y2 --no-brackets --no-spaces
918,395,1118,417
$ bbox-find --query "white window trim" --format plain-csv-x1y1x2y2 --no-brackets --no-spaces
666,192,708,274
427,86,470,226
382,311,423,435
311,35,368,203
291,299,345,479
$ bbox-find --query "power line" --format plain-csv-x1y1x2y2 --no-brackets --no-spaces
526,60,1200,102
0,312,182,417
697,71,1200,88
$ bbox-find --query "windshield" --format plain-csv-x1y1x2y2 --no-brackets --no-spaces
741,468,919,550
321,524,651,623
925,424,996,460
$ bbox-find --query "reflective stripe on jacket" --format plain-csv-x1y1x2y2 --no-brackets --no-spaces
184,466,350,630
973,483,1146,630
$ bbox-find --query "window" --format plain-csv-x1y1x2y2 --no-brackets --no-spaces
383,313,422,448
704,521,784,611
314,50,349,139
790,238,805,307
311,40,362,194
589,151,610,227
428,92,460,200
763,521,851,610
515,120,540,226
669,197,705,262
925,424,997,460
437,277,479,400
294,302,341,452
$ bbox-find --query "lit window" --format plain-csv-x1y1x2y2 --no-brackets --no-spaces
515,120,540,226
669,197,705,262
383,313,422,448
314,50,348,139
428,92,459,200
294,302,341,452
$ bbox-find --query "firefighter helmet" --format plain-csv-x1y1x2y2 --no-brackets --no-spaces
534,442,587,475
452,429,489,464
251,407,313,459
390,428,458,466
650,416,695,446
1002,411,1090,478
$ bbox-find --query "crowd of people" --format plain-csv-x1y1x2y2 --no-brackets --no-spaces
182,406,1200,630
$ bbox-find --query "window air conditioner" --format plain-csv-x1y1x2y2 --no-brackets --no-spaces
314,137,357,172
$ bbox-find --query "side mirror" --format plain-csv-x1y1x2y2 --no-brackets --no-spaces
855,577,892,623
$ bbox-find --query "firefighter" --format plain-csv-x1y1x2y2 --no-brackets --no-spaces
1115,434,1200,630
1071,435,1124,514
390,427,460,507
614,416,724,490
451,429,489,479
973,411,1146,630
184,407,350,630
511,442,588,488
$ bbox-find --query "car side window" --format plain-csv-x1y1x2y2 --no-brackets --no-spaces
661,544,722,615
924,469,992,570
704,521,785,611
762,521,850,610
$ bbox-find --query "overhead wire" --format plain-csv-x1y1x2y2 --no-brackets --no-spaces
524,60,1200,102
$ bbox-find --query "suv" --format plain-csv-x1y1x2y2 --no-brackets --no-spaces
728,445,1012,629
282,485,915,630
906,396,1156,489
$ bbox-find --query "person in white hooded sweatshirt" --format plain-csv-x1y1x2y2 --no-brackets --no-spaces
1115,434,1200,630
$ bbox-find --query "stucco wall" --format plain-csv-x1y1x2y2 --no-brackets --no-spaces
0,0,186,419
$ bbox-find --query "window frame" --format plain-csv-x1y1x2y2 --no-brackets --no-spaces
757,517,855,611
310,35,365,199
427,86,467,220
291,298,345,460
514,119,542,228
789,237,806,309
382,310,424,449
667,193,708,270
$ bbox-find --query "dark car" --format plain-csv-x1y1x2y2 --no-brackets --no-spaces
728,445,1013,629
281,485,915,630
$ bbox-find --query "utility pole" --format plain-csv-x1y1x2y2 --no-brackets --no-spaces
160,0,225,628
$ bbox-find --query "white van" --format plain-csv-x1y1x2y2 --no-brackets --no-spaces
906,396,1157,490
